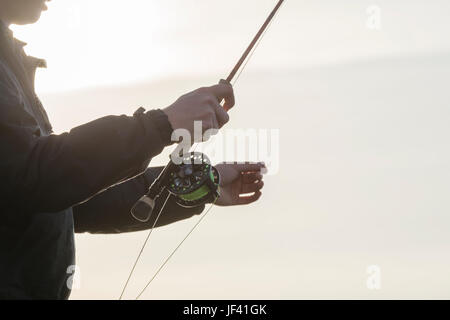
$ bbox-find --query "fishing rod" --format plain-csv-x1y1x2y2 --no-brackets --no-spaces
120,0,285,300
226,0,285,84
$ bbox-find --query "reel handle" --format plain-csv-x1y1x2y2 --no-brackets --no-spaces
131,161,176,223
131,195,158,223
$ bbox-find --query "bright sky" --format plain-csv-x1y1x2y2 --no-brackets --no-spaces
10,0,450,93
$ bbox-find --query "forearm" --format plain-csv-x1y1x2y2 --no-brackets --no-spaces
73,167,205,234
1,108,172,218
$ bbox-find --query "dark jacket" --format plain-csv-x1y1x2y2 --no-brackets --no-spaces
0,23,203,299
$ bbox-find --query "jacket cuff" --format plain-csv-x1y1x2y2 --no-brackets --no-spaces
143,109,174,146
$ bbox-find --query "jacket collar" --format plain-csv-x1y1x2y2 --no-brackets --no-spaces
0,20,12,37
0,20,47,70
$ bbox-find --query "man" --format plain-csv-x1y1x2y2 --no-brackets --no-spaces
0,0,265,299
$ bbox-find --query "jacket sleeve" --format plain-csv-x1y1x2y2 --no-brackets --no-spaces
0,71,174,220
72,167,205,234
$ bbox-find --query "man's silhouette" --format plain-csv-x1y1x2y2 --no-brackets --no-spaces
0,0,265,299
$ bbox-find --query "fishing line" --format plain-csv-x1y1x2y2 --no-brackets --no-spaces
135,200,217,300
119,192,171,300
231,3,281,87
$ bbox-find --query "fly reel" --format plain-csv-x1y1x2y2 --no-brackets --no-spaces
131,152,220,222
167,152,220,208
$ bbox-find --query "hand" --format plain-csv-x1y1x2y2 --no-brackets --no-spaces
215,163,266,206
163,80,235,143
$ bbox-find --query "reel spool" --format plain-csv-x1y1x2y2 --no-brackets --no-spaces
167,152,220,208
131,152,220,223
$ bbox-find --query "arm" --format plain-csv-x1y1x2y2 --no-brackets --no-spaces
1,69,234,223
0,69,173,221
73,162,267,234
72,167,205,234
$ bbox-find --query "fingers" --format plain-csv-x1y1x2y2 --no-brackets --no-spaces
213,103,230,128
242,172,263,184
192,81,234,130
219,79,235,111
234,162,266,173
241,180,264,194
208,116,219,133
208,81,235,111
238,191,262,205
239,172,264,204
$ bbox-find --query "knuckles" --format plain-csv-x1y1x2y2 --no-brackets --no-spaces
202,95,217,106
196,87,209,94
171,84,233,132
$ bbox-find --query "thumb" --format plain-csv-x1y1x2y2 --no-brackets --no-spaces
209,80,235,111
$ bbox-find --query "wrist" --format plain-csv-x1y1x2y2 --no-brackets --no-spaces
145,109,174,146
162,106,177,132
